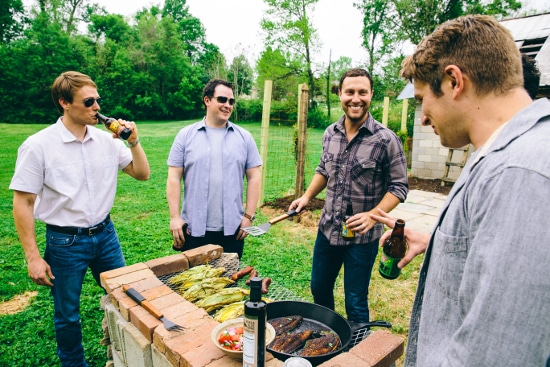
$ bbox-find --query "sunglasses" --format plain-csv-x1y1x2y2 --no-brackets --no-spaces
83,97,101,107
212,96,235,106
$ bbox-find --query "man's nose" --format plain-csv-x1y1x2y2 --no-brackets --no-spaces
421,114,431,126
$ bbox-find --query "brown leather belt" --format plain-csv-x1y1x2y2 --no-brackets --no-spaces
46,214,111,236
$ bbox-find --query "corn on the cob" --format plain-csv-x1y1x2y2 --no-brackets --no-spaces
213,301,246,322
180,277,235,302
195,287,249,313
167,265,226,287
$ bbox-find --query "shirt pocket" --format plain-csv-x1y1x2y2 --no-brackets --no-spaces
350,158,376,186
430,227,469,302
321,152,334,173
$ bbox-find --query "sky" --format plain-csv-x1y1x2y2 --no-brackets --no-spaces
89,0,370,68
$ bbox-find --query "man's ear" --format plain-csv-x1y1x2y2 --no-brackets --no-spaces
444,65,465,97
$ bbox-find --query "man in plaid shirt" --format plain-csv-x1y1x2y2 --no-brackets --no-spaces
290,68,408,325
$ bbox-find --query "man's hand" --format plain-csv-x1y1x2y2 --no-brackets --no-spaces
347,210,378,235
370,208,430,269
289,196,309,213
170,217,189,250
28,257,54,287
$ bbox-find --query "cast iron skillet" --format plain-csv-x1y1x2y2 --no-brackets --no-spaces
266,300,391,366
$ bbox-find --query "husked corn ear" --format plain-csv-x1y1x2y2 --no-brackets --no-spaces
178,276,234,293
195,287,249,313
213,301,246,322
180,277,235,302
168,265,225,287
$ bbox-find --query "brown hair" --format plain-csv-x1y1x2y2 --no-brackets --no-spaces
400,15,523,97
338,68,374,92
51,71,97,113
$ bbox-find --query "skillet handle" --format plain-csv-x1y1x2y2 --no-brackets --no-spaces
367,320,392,328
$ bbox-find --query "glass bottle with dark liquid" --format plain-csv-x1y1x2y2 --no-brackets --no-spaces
97,113,132,140
243,277,267,367
379,219,407,279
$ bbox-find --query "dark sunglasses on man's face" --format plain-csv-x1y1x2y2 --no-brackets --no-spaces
83,97,101,107
213,96,235,106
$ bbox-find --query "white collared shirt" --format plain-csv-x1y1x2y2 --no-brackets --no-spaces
10,119,132,227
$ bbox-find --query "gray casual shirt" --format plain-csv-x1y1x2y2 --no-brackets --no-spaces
405,98,550,366
316,114,409,245
167,119,262,236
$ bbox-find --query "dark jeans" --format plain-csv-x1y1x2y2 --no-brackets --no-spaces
183,227,244,258
44,221,125,367
310,230,379,323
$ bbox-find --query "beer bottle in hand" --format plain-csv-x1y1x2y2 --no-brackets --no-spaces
341,203,355,241
97,113,132,140
379,219,407,279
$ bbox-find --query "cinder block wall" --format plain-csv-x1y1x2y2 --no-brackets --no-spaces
410,101,473,182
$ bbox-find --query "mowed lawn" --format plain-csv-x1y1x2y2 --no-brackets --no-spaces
0,121,420,366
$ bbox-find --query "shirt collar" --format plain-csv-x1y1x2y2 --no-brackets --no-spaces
334,113,375,135
197,117,234,131
56,118,95,143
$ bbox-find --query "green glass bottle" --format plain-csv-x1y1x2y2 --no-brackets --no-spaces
379,219,407,279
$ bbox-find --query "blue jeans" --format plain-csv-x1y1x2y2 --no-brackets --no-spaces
310,230,379,323
44,221,125,367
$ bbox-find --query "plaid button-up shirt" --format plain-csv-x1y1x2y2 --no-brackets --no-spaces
316,114,408,245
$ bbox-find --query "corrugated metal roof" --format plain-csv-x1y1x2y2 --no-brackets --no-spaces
500,12,550,86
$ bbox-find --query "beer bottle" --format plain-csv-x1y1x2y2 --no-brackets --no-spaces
341,203,355,241
97,113,132,140
379,219,407,279
243,277,267,367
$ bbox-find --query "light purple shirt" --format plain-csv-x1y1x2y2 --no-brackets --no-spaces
167,119,262,236
10,119,132,227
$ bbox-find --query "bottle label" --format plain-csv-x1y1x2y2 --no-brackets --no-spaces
243,316,259,367
107,120,121,134
379,253,401,279
341,222,354,240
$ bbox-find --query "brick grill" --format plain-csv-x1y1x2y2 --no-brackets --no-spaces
158,255,372,350
100,244,404,367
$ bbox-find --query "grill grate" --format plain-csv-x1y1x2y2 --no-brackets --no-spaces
158,253,371,348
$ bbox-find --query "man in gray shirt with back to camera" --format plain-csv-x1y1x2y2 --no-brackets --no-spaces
371,15,550,366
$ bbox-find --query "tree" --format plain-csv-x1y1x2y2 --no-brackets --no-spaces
256,46,303,101
228,53,253,97
261,0,320,104
0,0,26,43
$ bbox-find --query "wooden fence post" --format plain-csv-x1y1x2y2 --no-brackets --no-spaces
258,80,272,207
382,96,390,127
401,98,408,132
295,83,309,199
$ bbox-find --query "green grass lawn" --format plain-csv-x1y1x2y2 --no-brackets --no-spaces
0,120,419,366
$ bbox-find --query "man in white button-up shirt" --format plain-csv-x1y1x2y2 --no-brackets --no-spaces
10,71,150,367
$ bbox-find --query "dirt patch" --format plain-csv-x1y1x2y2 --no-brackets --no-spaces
0,291,37,315
263,177,452,211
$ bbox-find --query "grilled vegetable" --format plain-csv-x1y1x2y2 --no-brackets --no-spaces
270,329,313,353
168,264,226,287
195,287,249,313
300,331,341,356
180,277,235,302
213,301,246,322
269,315,303,334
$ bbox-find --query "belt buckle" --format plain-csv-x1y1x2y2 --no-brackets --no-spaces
88,225,99,236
